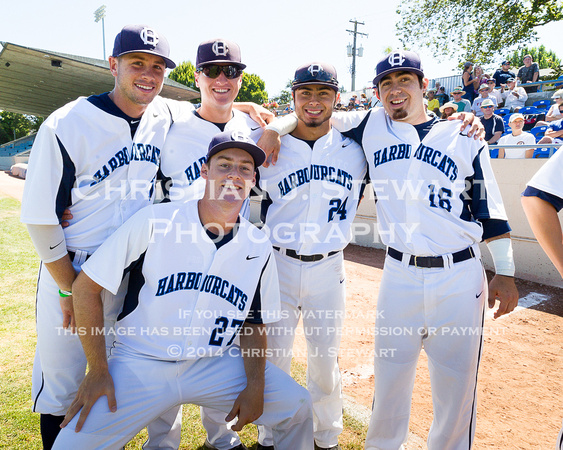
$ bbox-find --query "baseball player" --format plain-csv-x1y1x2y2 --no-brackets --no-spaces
328,50,519,449
254,62,367,450
160,38,283,450
52,131,314,449
521,143,563,450
160,38,279,205
20,25,188,449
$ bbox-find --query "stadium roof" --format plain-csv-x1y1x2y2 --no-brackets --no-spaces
0,42,200,117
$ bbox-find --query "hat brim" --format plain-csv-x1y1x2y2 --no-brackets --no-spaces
439,103,458,113
373,67,424,88
451,90,466,95
207,141,266,168
292,80,339,91
197,60,246,70
114,49,176,69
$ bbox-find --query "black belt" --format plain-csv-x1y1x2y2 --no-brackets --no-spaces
68,251,91,263
273,246,340,262
387,246,475,268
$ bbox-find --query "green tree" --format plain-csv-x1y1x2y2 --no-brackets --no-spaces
236,73,268,104
168,61,199,103
270,79,293,106
507,45,563,79
396,0,563,65
0,111,43,145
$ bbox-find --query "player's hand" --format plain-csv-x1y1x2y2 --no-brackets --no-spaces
60,295,76,332
226,385,265,431
488,274,519,319
258,129,281,168
449,112,485,140
61,208,73,228
236,102,275,127
61,369,116,432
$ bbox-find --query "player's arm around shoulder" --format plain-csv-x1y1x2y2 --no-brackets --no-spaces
226,321,267,431
485,233,519,319
330,108,371,133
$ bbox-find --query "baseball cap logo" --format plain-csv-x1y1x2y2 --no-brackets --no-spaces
308,64,323,77
140,27,159,47
231,130,249,142
388,52,406,67
212,41,229,57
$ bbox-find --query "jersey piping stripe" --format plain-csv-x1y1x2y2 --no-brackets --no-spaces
468,289,487,448
54,136,76,222
245,253,271,324
341,109,371,145
117,252,147,322
32,263,45,412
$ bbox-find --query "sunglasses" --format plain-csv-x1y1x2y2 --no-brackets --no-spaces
197,65,243,79
482,106,494,109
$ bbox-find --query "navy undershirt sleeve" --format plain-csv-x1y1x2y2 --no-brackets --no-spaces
522,186,563,212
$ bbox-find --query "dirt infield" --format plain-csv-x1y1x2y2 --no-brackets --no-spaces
293,244,563,449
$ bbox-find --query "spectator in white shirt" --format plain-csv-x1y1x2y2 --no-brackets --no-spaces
498,113,536,158
502,78,528,112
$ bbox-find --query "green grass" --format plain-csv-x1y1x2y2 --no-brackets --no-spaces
0,195,368,449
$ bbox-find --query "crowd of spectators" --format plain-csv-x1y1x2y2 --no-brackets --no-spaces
419,70,562,159
275,58,560,159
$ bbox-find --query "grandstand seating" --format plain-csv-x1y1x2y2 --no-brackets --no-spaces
530,126,548,139
533,147,557,158
494,108,510,116
489,148,499,158
518,106,540,115
0,133,36,157
533,99,551,110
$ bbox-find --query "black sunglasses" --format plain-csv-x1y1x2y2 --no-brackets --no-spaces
197,65,243,79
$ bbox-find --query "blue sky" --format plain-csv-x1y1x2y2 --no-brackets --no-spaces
3,0,560,97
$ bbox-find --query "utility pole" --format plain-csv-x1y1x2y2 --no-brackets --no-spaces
346,19,368,92
94,5,107,60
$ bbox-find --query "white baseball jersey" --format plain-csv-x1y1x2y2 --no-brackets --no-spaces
160,109,262,202
21,94,190,253
258,129,367,254
81,200,280,361
333,108,509,255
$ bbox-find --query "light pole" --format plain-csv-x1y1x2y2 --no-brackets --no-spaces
346,19,368,92
94,5,107,60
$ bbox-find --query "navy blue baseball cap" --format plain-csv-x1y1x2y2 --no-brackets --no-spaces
292,62,339,91
206,131,266,168
112,24,176,69
373,50,424,88
196,39,246,69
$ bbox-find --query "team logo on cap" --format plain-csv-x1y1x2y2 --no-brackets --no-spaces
308,64,323,77
231,130,249,142
212,41,229,56
140,27,159,47
388,52,406,67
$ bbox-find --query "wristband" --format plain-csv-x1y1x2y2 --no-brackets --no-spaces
59,289,72,298
265,114,298,136
486,238,515,277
